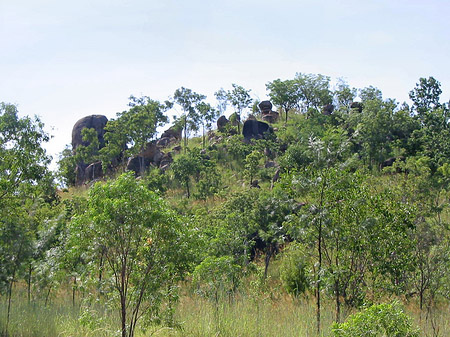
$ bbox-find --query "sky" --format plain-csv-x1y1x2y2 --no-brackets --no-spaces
1,0,450,168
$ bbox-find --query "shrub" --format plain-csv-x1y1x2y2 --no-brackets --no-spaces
331,301,420,337
279,244,309,297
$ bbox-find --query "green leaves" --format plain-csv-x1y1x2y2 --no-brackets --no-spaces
332,302,419,337
68,173,193,336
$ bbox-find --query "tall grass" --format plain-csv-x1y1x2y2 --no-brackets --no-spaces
1,286,449,336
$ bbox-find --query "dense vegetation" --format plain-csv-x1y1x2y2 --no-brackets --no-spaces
1,75,450,336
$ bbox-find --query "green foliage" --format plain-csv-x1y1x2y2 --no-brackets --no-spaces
280,244,309,297
192,256,242,302
244,150,263,185
409,76,442,117
100,95,170,171
142,168,169,195
68,173,193,337
266,78,299,122
173,87,206,150
331,302,420,337
295,72,332,112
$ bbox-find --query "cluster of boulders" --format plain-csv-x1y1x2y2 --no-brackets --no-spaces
71,116,182,185
71,115,108,185
258,101,279,123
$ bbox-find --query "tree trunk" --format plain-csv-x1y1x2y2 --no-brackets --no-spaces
264,246,273,279
186,180,190,198
72,277,77,307
6,279,14,336
335,279,341,323
27,263,32,304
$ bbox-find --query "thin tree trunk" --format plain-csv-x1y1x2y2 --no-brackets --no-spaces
317,172,326,335
45,286,51,307
27,263,32,304
6,279,14,336
264,246,273,279
73,277,77,307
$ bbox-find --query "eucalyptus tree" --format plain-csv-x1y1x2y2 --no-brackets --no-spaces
197,102,218,148
69,173,192,337
0,102,54,334
294,73,332,112
409,76,443,117
333,79,357,111
214,88,228,115
173,87,206,151
266,78,300,122
100,95,170,173
226,84,253,133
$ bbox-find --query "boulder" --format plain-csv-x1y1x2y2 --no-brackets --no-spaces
161,125,182,140
259,100,279,123
217,115,229,131
71,115,108,150
127,156,151,175
75,163,87,186
85,161,103,181
262,111,279,124
258,101,273,113
350,102,363,113
159,152,173,169
156,137,171,147
322,104,335,115
140,142,159,159
243,120,272,141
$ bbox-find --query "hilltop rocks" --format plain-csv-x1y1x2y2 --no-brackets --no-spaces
259,101,279,124
85,161,103,181
243,119,272,141
350,102,363,113
71,115,108,185
72,115,108,150
322,104,335,115
161,125,182,141
217,115,229,131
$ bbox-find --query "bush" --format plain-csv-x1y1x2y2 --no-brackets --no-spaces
279,244,309,297
331,301,420,337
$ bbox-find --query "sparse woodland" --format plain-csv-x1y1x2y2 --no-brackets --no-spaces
1,74,450,336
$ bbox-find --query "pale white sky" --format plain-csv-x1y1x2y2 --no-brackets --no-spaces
1,0,449,167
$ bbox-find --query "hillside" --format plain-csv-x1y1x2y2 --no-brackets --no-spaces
1,76,450,336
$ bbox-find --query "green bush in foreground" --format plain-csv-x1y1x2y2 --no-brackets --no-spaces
331,301,420,337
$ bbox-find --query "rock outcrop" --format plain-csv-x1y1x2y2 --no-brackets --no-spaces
243,119,272,141
350,102,363,113
71,115,108,185
258,101,279,124
72,115,108,150
217,115,229,131
322,104,335,115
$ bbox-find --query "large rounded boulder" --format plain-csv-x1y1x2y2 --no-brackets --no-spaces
71,115,108,150
243,119,272,141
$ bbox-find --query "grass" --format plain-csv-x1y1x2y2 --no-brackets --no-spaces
2,283,449,337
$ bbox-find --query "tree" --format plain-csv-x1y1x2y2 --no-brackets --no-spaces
197,102,218,148
226,84,253,133
214,88,228,115
100,96,170,173
266,78,300,123
409,76,442,117
171,151,202,198
69,173,191,337
333,79,357,111
294,73,332,112
173,87,206,151
0,102,53,334
244,150,263,185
